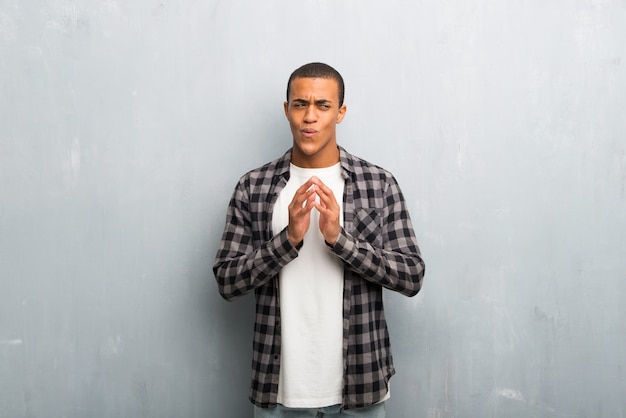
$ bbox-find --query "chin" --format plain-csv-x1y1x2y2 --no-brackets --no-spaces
294,141,318,154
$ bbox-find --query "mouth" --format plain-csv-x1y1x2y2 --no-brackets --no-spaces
300,129,318,138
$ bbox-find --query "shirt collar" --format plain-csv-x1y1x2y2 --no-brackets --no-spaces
278,146,354,181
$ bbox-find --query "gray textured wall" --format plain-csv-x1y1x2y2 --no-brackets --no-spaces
1,1,625,417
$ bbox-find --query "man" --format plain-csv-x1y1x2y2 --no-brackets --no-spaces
213,62,425,417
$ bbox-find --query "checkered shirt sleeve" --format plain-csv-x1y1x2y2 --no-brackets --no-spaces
329,158,424,297
213,161,298,301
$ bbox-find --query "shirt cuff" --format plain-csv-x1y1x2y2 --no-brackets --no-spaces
270,227,302,261
326,228,357,262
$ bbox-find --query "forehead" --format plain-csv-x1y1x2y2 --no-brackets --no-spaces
288,77,339,101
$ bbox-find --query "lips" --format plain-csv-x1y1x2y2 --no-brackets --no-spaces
300,129,318,138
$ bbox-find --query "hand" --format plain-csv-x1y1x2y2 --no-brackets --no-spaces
310,176,341,245
287,178,318,246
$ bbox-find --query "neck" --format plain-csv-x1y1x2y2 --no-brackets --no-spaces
291,146,340,169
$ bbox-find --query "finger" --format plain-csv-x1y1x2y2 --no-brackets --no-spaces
290,182,317,208
313,185,338,210
290,179,315,204
302,192,317,211
291,198,316,215
309,177,334,197
297,177,316,193
313,198,335,215
309,176,326,188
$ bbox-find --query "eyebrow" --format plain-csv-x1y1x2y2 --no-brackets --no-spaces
292,98,333,105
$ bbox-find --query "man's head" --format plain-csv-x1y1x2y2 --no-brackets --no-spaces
286,62,345,107
284,63,347,168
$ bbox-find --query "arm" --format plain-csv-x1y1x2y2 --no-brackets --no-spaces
327,177,425,297
212,180,300,302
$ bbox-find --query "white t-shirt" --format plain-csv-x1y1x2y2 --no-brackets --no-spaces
272,163,345,408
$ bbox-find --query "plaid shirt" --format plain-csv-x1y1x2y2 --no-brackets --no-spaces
213,147,425,410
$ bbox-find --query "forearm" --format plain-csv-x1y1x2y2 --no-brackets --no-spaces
328,228,425,297
213,227,298,301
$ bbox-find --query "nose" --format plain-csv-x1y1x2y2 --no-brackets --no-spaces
303,105,317,123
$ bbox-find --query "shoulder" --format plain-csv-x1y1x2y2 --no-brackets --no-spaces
236,149,291,188
340,147,397,185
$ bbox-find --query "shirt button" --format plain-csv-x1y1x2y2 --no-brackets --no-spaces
273,355,279,361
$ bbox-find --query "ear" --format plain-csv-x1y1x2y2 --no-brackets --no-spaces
283,101,289,118
336,104,347,124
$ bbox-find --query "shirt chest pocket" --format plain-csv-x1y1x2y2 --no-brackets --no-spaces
354,208,383,247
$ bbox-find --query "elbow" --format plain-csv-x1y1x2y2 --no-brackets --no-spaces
406,282,422,297
406,261,425,297
216,279,245,302
218,290,241,302
213,265,243,302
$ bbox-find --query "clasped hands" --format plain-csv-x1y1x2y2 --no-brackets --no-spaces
287,176,340,247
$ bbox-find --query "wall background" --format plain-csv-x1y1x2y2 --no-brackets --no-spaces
1,1,625,417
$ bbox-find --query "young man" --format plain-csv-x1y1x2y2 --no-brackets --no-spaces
213,63,425,417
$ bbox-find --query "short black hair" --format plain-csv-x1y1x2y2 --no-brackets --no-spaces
286,62,345,107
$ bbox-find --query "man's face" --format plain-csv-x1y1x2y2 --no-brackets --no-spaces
284,77,347,168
